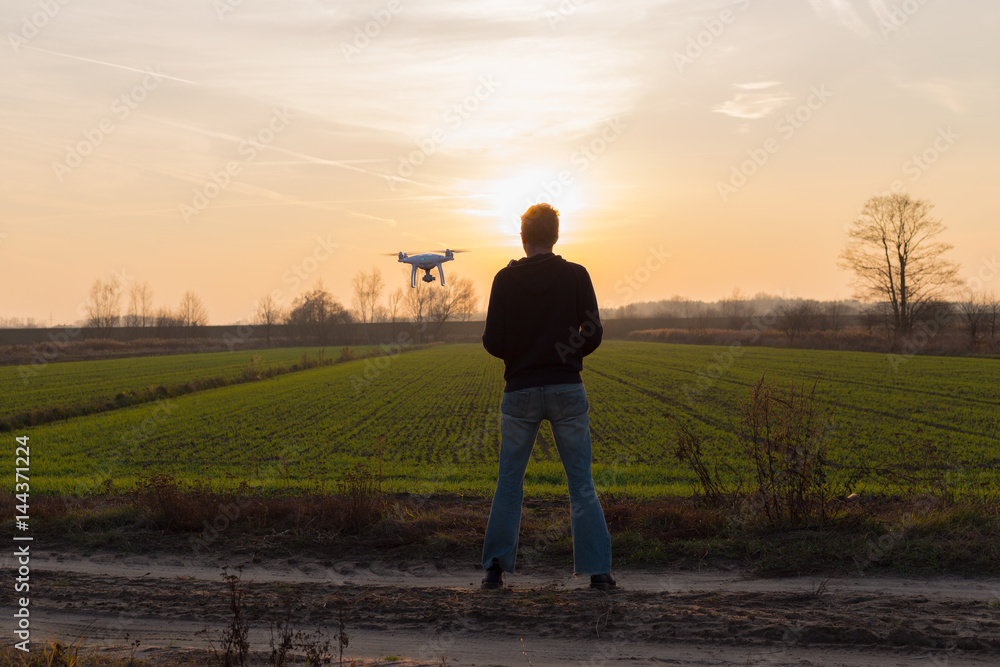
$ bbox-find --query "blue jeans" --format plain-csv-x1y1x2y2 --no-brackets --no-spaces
481,382,612,575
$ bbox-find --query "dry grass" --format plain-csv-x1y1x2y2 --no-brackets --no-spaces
738,375,841,526
7,477,1000,576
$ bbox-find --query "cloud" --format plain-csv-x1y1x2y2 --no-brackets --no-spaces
807,0,872,36
735,81,782,90
712,90,794,119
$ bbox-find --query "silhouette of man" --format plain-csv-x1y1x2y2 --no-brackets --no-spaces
480,203,615,591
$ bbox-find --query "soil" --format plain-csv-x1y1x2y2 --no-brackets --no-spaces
7,548,1000,666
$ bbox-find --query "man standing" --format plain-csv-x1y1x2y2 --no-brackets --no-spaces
480,203,615,591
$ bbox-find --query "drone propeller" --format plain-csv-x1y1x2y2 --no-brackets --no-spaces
437,248,470,253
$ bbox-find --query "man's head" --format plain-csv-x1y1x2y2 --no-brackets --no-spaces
520,203,559,252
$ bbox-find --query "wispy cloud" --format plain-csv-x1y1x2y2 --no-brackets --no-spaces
735,81,782,90
712,89,794,119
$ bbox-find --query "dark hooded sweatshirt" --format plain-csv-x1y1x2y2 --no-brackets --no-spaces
482,252,603,392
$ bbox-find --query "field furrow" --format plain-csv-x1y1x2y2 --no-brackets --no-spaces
5,341,997,497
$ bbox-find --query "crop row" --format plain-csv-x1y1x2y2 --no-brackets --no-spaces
7,341,998,496
0,346,379,421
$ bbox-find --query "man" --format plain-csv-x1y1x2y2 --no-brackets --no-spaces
480,203,615,591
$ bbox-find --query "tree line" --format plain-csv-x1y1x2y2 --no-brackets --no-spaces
7,192,995,348
614,193,998,348
254,270,478,344
84,278,208,331
71,269,479,345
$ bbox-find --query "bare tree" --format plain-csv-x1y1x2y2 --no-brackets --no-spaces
178,291,209,330
987,292,999,340
154,307,182,328
254,294,285,345
124,281,154,329
719,288,756,330
664,295,704,329
958,290,990,347
352,268,385,343
403,283,434,333
860,302,893,337
387,287,404,339
920,299,954,330
613,303,639,319
426,276,478,339
85,278,122,331
286,282,350,344
839,193,961,337
821,301,847,332
776,300,820,343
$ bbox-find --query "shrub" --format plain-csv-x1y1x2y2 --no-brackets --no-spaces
672,420,736,506
738,375,843,526
336,462,385,533
131,474,216,531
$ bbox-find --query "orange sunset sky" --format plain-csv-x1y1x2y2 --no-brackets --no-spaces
1,0,998,324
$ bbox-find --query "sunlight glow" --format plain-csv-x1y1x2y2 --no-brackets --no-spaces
465,167,591,246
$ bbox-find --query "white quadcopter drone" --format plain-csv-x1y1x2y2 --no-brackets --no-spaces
386,249,469,287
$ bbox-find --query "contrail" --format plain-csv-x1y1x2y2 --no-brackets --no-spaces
19,46,464,197
20,45,200,85
148,116,384,179
149,116,463,197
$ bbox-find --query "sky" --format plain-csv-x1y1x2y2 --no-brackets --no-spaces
1,0,998,325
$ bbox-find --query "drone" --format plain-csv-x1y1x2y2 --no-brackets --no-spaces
386,249,469,287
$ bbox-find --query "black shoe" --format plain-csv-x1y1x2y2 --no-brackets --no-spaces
590,573,617,591
481,564,504,590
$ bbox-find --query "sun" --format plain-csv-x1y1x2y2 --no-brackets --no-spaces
474,166,590,245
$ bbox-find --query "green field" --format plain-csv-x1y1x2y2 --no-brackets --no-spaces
6,341,999,497
1,346,370,421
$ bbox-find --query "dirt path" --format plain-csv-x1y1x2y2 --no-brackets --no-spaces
30,548,1000,599
11,550,1000,666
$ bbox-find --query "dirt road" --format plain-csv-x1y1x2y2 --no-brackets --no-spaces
11,550,1000,666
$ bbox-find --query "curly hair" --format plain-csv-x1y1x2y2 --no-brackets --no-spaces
520,203,559,248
